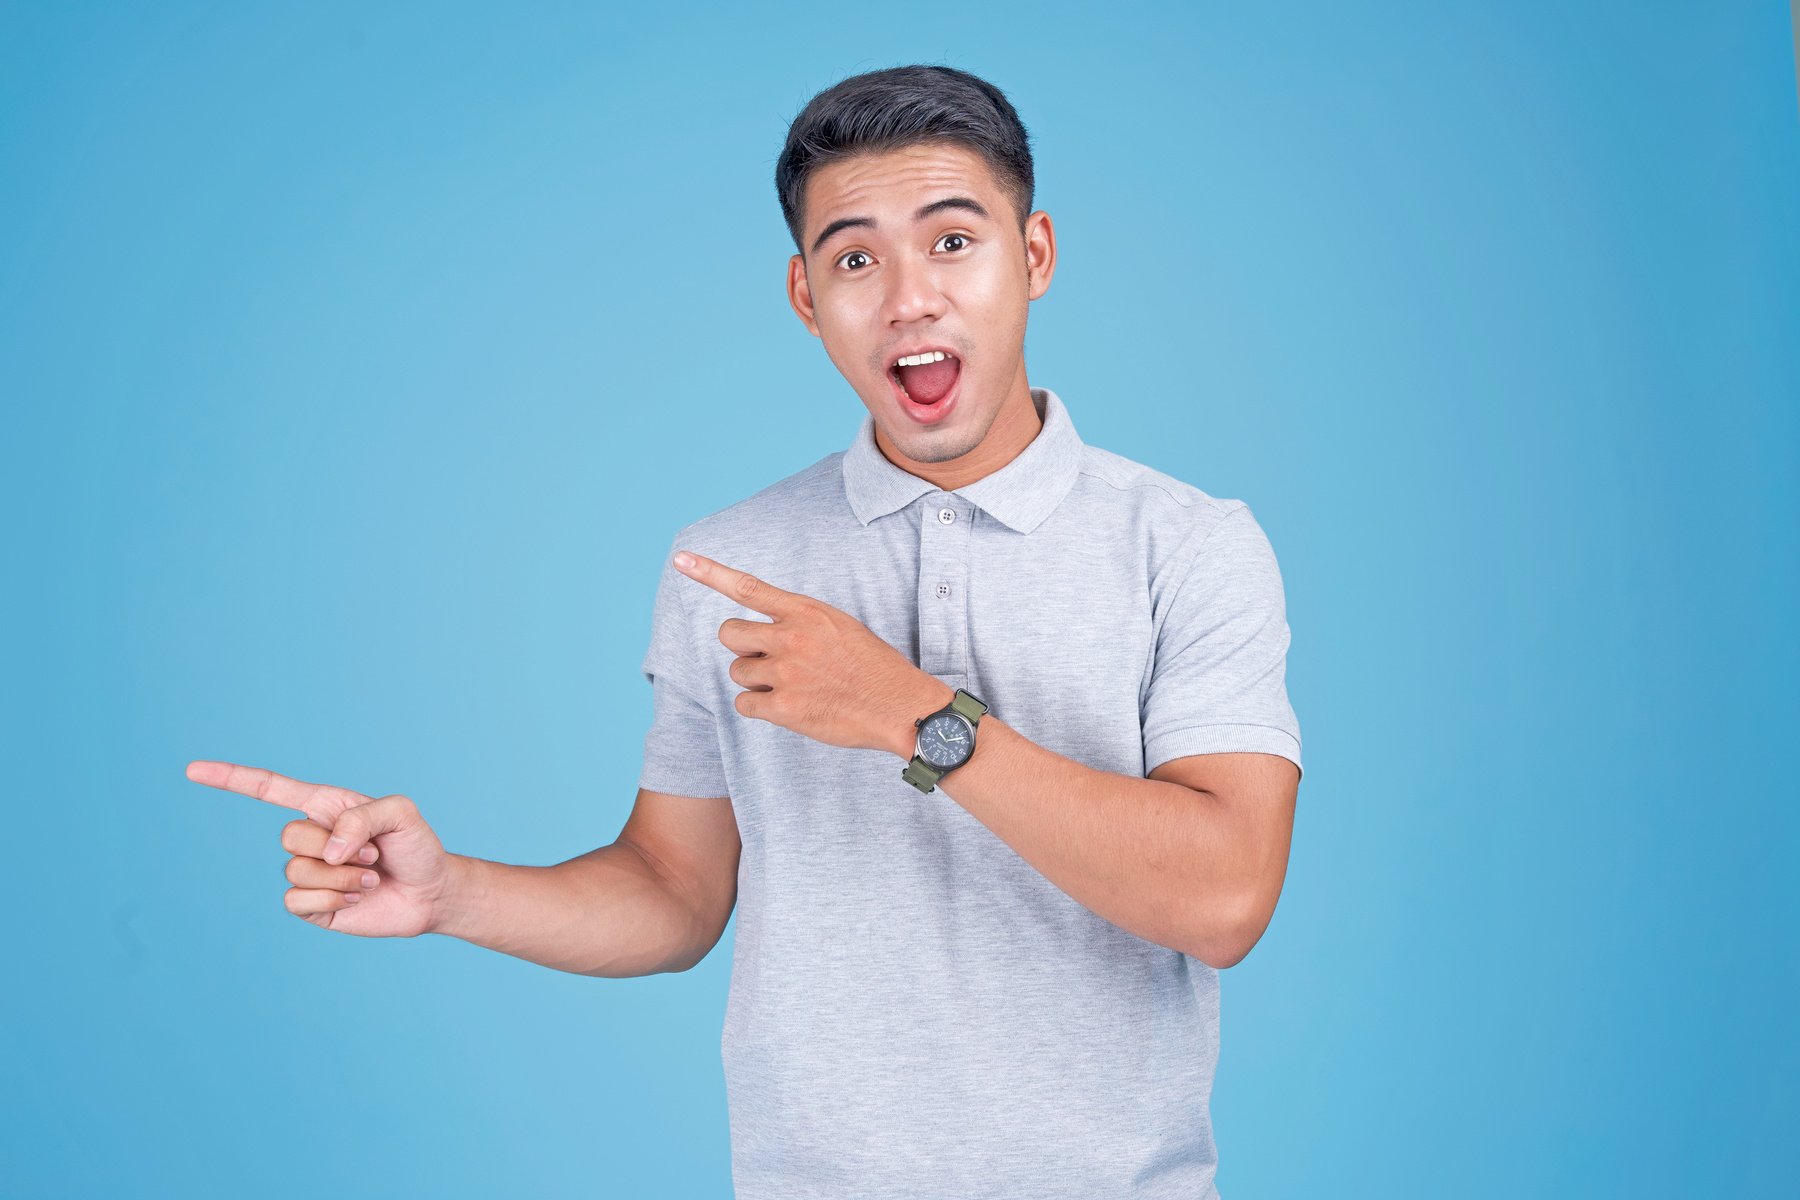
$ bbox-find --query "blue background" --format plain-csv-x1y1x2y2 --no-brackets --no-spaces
4,2,1795,1196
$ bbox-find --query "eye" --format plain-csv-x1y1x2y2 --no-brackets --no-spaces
937,233,971,253
837,249,872,271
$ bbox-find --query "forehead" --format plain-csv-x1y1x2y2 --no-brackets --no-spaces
805,142,1003,227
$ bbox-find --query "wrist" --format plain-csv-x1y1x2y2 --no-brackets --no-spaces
888,675,957,759
428,852,486,939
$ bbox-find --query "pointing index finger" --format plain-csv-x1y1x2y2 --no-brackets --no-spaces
185,759,359,822
672,551,803,618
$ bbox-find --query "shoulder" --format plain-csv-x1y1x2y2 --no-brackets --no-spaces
667,449,847,553
1073,443,1257,560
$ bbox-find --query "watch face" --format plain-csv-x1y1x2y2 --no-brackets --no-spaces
918,711,973,769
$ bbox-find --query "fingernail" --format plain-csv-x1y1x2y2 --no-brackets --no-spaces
325,837,348,862
358,846,377,864
344,891,362,903
673,551,695,569
361,872,378,889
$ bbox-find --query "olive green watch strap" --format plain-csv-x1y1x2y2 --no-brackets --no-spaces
901,688,989,793
948,689,989,724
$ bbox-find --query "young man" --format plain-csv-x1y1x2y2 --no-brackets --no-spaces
188,64,1301,1199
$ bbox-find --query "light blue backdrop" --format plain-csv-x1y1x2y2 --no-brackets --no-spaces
4,2,1795,1196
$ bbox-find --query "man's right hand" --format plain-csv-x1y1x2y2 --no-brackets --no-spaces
186,760,453,938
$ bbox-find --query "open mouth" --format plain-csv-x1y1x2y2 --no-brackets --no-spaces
887,349,962,419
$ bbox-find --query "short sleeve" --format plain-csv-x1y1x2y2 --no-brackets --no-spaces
637,542,731,799
1140,503,1303,780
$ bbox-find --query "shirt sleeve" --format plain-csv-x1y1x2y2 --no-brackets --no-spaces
1140,503,1303,780
637,540,731,799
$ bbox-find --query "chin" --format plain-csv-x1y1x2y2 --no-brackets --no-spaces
891,419,989,465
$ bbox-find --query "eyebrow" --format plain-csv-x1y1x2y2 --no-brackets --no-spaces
809,195,993,257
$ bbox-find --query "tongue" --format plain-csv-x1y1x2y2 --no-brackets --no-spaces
898,357,958,404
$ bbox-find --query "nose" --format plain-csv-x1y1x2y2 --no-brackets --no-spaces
881,248,947,328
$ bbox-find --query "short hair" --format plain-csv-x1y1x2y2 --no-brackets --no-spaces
775,64,1035,257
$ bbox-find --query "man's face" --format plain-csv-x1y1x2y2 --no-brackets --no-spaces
787,142,1055,466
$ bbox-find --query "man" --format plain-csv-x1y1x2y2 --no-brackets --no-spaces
187,64,1301,1198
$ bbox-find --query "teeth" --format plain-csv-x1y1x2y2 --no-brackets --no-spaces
895,350,949,368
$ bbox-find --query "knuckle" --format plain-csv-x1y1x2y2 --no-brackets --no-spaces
319,785,363,812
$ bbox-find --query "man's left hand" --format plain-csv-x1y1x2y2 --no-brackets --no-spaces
672,550,952,758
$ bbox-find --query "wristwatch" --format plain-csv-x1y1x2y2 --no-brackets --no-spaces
901,687,989,793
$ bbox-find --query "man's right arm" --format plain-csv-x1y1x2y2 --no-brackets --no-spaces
430,788,741,978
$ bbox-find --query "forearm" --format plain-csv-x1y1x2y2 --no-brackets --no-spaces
429,843,702,978
895,682,1253,965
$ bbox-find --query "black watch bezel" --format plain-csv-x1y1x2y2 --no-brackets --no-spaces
915,708,977,770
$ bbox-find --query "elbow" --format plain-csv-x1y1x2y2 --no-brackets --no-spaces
1187,931,1252,971
1185,893,1274,971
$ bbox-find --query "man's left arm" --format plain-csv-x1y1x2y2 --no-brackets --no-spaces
878,685,1298,969
883,502,1303,969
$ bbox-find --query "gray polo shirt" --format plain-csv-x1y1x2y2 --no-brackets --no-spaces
638,385,1301,1199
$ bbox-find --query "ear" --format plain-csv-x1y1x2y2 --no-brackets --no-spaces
787,253,821,337
1024,210,1057,301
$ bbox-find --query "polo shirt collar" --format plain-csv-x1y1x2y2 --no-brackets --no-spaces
841,386,1083,534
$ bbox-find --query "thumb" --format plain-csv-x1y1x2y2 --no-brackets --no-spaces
322,794,414,864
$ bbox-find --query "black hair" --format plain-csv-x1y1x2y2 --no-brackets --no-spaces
775,64,1035,257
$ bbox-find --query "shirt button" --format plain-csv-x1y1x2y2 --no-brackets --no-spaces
937,507,957,524
935,581,952,599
